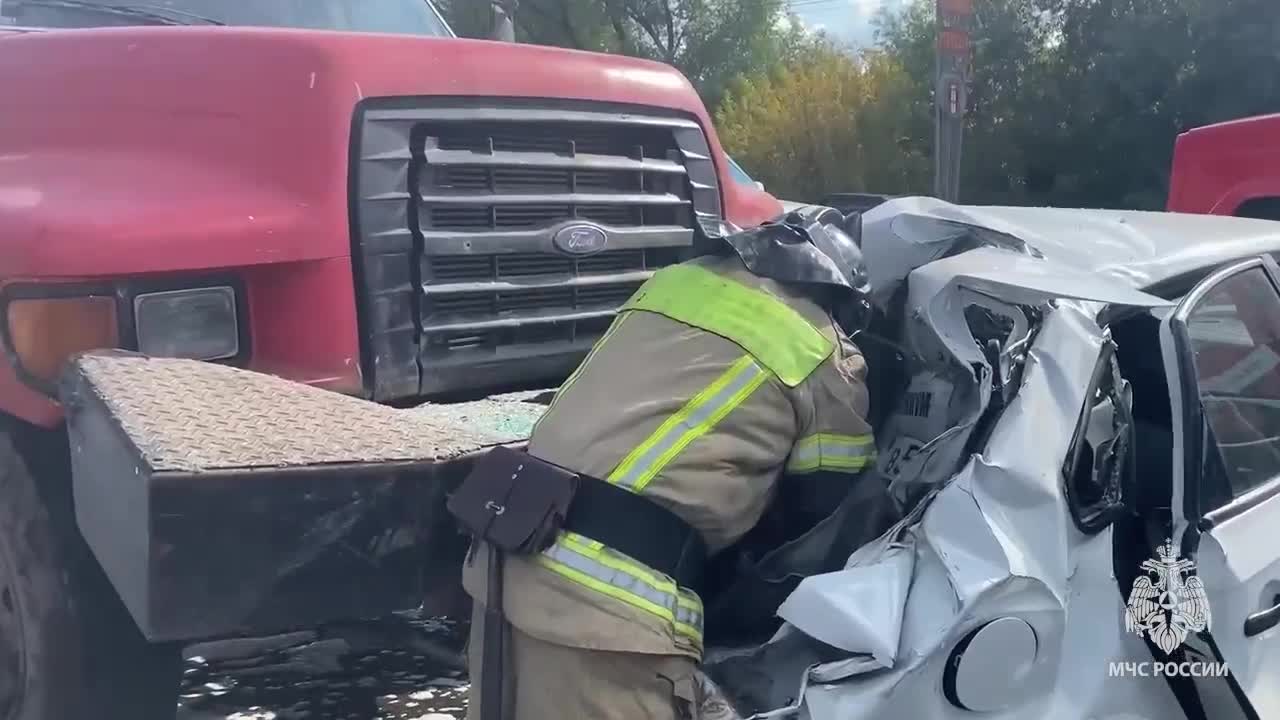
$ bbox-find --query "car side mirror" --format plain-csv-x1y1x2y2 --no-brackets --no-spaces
753,181,766,192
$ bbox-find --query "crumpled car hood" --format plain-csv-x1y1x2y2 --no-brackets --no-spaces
859,197,1173,312
859,196,1280,304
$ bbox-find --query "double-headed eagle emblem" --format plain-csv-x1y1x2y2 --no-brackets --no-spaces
1124,539,1212,654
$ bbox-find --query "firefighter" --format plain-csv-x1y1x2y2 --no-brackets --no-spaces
458,207,881,720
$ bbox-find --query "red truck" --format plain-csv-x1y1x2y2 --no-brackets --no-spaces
0,2,783,717
1167,113,1280,220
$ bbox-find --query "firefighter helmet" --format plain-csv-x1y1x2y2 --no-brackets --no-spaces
722,205,873,335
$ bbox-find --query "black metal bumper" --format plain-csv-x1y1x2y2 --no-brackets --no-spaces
59,352,545,643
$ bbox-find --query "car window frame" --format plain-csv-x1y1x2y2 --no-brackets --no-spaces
1165,254,1280,529
1061,334,1134,534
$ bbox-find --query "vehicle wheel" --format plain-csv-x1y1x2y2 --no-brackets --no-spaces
0,428,182,720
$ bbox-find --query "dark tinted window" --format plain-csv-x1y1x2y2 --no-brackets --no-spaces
4,0,452,35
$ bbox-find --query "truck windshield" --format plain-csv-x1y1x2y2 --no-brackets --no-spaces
725,154,757,187
3,0,453,36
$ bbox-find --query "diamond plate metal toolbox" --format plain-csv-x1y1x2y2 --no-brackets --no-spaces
60,352,546,642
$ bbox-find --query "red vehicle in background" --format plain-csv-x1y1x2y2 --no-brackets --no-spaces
0,1,783,717
1167,113,1280,220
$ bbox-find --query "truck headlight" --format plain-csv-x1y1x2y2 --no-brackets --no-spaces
134,287,239,360
7,296,119,384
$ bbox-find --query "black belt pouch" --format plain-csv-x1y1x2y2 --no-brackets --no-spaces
447,446,579,555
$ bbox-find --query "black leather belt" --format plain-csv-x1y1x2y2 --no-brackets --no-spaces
563,472,708,595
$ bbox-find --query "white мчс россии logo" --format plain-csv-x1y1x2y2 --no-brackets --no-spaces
1124,539,1212,654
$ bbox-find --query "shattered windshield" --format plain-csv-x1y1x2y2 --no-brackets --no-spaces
2,0,453,35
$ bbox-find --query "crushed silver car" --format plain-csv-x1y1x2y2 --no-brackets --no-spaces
699,197,1280,720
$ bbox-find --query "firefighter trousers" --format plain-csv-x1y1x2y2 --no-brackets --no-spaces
465,602,699,720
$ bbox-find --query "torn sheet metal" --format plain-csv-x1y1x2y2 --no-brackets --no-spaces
860,195,1280,300
871,254,996,509
775,540,913,667
909,246,1171,310
868,223,1172,509
860,198,1174,314
859,197,1040,311
711,304,1187,720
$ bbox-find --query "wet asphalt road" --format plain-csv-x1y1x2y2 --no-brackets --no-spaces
175,611,470,720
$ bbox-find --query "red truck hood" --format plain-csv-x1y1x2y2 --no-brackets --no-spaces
0,27,728,276
1167,113,1280,215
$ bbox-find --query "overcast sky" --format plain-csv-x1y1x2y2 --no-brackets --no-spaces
791,0,906,47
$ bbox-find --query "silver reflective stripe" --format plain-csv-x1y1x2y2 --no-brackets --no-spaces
608,358,767,490
786,434,876,473
542,539,703,635
676,604,701,629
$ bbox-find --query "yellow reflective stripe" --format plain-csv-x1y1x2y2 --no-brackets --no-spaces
786,432,877,474
538,532,703,641
557,534,702,613
621,264,833,387
606,355,769,492
530,312,632,436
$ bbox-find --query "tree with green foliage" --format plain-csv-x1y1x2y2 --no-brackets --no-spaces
443,0,1280,211
716,41,929,201
436,0,805,107
1040,0,1280,209
871,0,1061,205
868,0,1280,209
714,0,1062,204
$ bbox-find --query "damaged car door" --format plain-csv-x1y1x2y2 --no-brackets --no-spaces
1161,255,1280,719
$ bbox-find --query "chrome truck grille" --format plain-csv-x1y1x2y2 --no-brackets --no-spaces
351,101,722,400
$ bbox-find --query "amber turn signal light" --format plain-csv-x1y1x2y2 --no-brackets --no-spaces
6,296,118,385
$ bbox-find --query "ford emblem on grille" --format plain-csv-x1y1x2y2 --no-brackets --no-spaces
553,224,608,256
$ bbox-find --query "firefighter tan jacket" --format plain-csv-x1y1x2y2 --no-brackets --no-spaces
462,252,876,660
